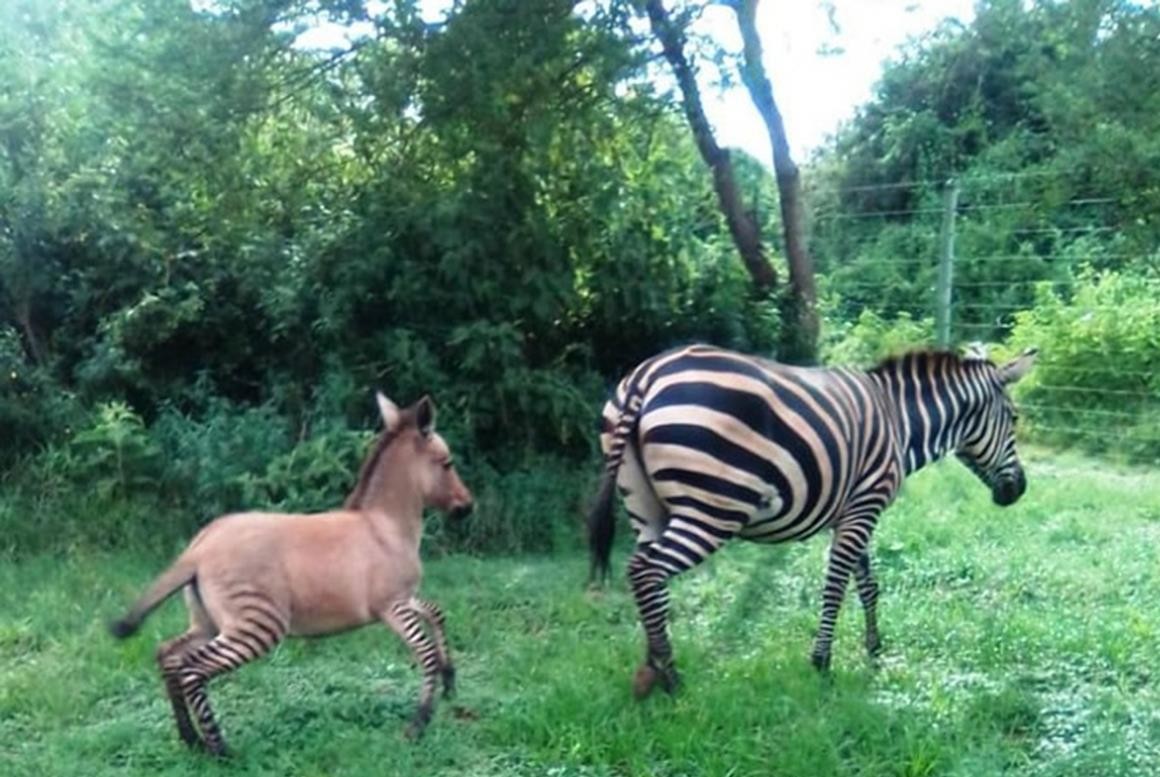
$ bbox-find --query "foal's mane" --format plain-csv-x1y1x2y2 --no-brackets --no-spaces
343,411,414,510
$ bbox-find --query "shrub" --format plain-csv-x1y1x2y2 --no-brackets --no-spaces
1004,270,1160,462
821,308,936,366
150,398,296,521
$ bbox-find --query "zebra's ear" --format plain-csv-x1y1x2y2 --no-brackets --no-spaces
376,391,401,432
998,347,1038,385
961,341,990,362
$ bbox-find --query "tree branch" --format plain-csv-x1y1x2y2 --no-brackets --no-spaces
644,0,776,292
729,0,818,360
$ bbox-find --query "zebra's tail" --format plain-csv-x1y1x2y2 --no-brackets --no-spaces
588,375,647,586
109,554,198,639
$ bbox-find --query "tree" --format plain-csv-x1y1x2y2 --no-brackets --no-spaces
642,0,775,292
725,0,818,362
640,0,818,361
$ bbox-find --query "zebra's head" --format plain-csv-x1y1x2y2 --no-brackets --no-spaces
954,347,1038,506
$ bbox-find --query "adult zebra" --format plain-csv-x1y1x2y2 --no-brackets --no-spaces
588,344,1037,697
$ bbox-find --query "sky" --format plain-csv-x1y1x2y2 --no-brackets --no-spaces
291,0,977,162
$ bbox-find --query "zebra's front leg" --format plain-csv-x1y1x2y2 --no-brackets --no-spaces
853,550,882,660
811,525,873,671
627,516,734,699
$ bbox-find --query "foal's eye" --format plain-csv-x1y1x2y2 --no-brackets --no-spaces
441,460,454,471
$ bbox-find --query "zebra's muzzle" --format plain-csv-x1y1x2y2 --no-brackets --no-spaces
992,469,1026,506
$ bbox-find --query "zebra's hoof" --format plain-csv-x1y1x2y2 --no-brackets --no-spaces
810,652,832,672
632,664,659,699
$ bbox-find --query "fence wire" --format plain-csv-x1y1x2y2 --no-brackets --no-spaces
810,171,1160,460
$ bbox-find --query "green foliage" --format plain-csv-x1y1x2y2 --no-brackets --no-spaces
1006,270,1160,461
238,426,374,515
427,458,594,556
1,0,1157,558
65,402,161,501
822,309,935,367
0,327,80,460
149,398,296,522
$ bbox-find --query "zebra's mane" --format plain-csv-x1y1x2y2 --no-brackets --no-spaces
867,348,993,376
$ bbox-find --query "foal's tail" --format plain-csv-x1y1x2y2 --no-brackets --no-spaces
588,374,647,586
109,554,198,639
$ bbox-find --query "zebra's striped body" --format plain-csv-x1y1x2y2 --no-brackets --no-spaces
588,344,1036,694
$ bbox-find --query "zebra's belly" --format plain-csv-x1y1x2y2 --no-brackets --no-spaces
737,511,836,543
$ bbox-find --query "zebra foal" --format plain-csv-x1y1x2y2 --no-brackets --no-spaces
588,344,1037,697
110,393,474,755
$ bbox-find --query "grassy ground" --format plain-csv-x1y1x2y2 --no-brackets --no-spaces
2,450,1158,776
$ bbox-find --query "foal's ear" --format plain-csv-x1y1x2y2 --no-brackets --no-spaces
414,395,436,437
998,347,1039,385
376,391,401,432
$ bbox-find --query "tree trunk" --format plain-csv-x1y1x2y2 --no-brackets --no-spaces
729,0,818,363
644,0,776,292
11,295,45,366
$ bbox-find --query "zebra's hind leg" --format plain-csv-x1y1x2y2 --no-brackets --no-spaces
178,627,283,758
156,630,211,749
853,550,882,660
811,524,873,671
627,516,734,700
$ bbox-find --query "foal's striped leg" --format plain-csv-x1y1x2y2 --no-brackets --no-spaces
383,601,442,739
411,597,455,698
156,630,210,748
178,625,284,757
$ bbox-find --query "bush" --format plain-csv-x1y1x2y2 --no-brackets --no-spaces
1005,270,1160,462
425,456,595,556
150,398,296,521
0,327,82,463
821,308,936,366
237,426,374,515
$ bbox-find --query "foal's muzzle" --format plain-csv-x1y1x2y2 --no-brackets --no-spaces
449,503,474,520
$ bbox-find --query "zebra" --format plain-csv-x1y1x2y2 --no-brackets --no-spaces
587,343,1038,697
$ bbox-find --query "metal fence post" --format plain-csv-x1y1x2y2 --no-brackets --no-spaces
935,178,960,347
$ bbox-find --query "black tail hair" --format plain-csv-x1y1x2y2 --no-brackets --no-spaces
587,472,617,584
586,371,648,586
108,617,140,640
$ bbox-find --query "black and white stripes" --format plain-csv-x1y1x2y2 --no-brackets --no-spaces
589,343,1036,693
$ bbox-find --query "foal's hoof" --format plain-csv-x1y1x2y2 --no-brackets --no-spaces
405,703,434,741
205,741,231,760
442,665,457,699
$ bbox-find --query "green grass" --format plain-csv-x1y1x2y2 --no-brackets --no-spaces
2,449,1159,776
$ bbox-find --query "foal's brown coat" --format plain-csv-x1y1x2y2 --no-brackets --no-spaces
110,394,473,755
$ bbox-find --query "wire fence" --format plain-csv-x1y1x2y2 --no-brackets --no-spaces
809,170,1160,460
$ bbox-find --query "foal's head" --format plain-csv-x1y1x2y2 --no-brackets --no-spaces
355,393,474,518
954,348,1038,506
